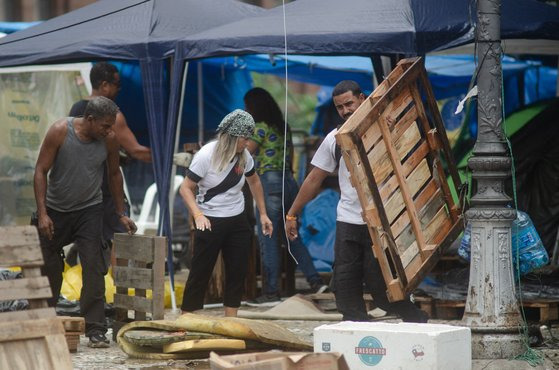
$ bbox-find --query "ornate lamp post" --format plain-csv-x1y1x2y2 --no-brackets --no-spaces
462,0,524,359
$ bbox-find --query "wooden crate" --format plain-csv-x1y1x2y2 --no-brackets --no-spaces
336,57,463,302
113,233,166,339
0,225,72,369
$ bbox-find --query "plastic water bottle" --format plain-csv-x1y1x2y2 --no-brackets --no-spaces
458,223,472,261
512,211,549,275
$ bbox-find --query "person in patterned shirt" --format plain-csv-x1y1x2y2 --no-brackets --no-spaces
244,87,328,307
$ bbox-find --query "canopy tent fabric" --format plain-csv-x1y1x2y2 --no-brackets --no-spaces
175,0,559,61
0,0,263,65
0,0,263,305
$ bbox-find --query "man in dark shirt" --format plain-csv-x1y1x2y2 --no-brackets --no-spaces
35,96,136,348
69,62,151,252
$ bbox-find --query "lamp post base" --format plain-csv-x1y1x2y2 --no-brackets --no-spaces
470,327,524,359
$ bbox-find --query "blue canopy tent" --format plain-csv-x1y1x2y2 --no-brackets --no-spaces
0,0,264,310
175,0,559,60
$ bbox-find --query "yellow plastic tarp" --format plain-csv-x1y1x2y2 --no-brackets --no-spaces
60,263,184,307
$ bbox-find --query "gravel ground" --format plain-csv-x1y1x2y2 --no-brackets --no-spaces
71,306,559,370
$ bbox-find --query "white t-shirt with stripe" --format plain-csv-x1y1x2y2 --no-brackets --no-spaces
186,141,255,217
310,128,365,225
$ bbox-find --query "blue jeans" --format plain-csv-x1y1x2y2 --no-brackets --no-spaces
256,170,322,295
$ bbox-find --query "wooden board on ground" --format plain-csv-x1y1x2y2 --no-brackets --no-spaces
163,339,246,353
123,329,221,347
0,317,72,369
336,57,463,302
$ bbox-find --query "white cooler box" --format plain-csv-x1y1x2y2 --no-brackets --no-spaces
314,321,471,370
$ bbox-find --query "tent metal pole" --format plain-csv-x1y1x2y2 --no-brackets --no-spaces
556,57,559,97
167,59,189,313
370,55,383,87
197,62,204,145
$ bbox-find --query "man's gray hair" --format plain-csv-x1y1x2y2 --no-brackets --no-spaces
83,96,119,120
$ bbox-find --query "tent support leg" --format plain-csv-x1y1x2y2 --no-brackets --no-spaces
166,60,189,313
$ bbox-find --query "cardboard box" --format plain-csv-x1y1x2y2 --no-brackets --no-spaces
314,321,471,369
209,351,349,370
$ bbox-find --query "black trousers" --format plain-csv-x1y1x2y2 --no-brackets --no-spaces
181,213,251,311
36,203,108,336
333,221,427,322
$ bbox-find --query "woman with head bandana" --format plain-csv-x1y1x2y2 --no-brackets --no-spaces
179,109,273,317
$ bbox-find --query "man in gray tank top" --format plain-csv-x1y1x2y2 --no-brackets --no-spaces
34,96,137,348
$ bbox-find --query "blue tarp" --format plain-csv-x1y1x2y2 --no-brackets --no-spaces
112,60,252,146
0,22,40,34
299,189,340,272
201,54,557,139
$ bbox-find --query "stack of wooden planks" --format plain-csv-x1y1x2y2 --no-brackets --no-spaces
0,225,72,370
58,316,85,353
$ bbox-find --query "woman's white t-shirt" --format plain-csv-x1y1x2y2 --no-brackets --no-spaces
186,141,255,217
310,129,366,225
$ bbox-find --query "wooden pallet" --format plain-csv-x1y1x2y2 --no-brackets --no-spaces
0,225,72,369
336,57,463,302
113,233,166,339
415,296,559,323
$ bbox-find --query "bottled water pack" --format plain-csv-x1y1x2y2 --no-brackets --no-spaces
458,210,549,275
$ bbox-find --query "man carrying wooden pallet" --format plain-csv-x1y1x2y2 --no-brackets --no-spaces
285,80,428,323
33,96,137,348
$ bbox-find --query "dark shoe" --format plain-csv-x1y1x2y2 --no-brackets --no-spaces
246,294,282,307
402,310,429,323
416,310,430,323
87,333,110,348
311,283,330,294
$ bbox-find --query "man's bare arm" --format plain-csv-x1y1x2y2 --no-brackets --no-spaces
106,133,137,234
285,166,330,239
113,112,151,162
288,167,330,216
